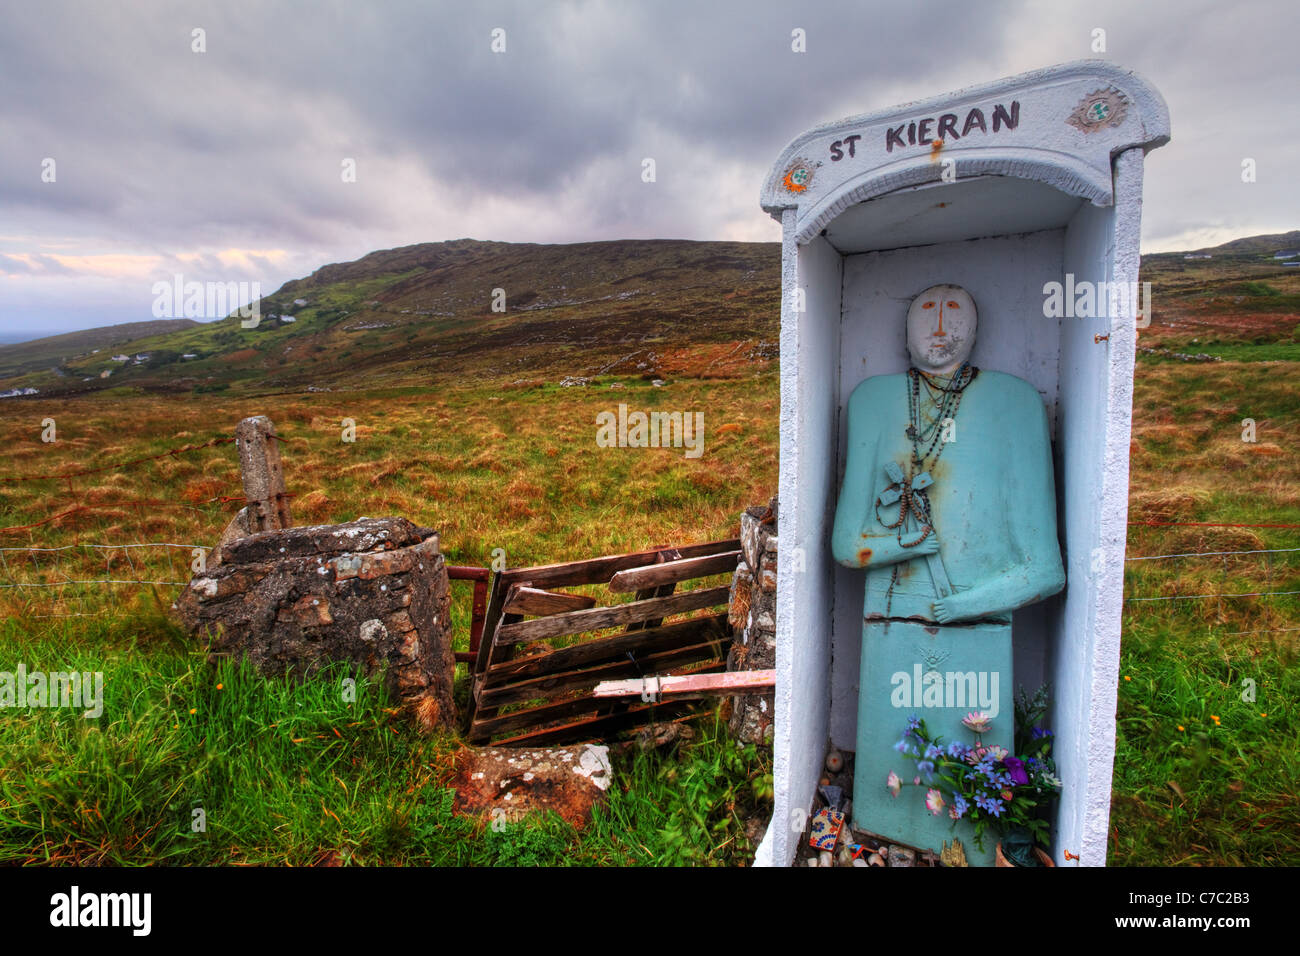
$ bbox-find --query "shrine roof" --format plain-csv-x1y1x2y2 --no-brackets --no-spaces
761,60,1171,245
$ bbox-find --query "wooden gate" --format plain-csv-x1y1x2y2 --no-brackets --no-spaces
465,539,741,745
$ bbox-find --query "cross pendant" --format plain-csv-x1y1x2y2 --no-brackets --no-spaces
877,461,933,507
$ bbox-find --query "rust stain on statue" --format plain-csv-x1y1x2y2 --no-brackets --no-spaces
858,547,872,565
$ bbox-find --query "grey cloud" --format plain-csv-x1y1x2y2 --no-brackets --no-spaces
1,0,1297,335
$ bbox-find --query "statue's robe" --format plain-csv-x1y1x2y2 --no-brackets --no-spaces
831,369,1065,864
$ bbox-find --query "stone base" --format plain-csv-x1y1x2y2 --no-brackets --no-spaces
852,618,1013,867
175,516,456,730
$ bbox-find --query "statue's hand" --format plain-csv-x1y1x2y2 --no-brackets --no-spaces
913,533,940,557
932,595,960,624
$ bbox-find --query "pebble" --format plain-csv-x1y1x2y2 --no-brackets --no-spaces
825,749,844,773
867,853,885,867
818,850,833,868
888,845,917,867
852,857,870,868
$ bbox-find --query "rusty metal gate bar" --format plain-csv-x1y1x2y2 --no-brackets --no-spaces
447,565,490,664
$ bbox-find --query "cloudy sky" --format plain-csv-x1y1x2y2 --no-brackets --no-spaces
2,0,1295,340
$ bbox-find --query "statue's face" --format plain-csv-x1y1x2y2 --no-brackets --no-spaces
906,284,977,373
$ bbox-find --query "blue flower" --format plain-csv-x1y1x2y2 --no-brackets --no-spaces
947,741,968,759
893,737,917,756
907,714,922,731
948,794,969,820
975,794,1005,818
923,744,942,761
1031,726,1054,739
916,760,935,780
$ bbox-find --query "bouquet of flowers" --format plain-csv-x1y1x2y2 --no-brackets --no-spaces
887,685,1061,855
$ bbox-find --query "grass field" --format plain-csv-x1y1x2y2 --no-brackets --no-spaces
0,373,777,865
0,346,1295,865
1111,356,1299,865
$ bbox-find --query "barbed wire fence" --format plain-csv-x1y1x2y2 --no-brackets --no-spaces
0,420,1295,630
1116,535,1300,637
0,424,298,621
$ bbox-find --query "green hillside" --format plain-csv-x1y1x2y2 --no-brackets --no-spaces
2,229,1297,399
0,239,780,398
0,319,198,379
1141,231,1300,361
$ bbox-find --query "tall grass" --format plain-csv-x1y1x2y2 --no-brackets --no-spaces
0,602,770,865
1109,355,1300,864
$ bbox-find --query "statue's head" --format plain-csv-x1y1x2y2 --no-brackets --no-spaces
906,284,977,374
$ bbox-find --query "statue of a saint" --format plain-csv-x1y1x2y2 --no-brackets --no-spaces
831,284,1065,865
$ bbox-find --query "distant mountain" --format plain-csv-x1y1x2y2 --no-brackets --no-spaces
1176,230,1300,257
0,230,1293,399
0,239,780,397
0,319,199,378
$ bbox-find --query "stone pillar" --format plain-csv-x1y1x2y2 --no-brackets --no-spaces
236,415,292,532
726,498,777,745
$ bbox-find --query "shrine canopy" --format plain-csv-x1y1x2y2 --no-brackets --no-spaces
760,60,1169,250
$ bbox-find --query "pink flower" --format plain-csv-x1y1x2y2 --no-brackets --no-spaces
965,743,1009,765
962,711,992,734
886,771,901,797
925,789,945,816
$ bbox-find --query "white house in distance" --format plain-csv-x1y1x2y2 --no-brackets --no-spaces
755,60,1170,867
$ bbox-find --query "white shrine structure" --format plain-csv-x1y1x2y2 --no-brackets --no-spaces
755,61,1170,866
